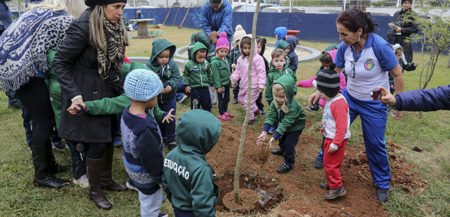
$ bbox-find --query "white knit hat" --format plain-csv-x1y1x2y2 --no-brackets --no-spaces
232,25,246,46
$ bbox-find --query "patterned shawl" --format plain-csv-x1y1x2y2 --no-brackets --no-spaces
0,8,73,91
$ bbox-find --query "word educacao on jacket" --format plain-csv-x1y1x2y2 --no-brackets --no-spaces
164,158,190,180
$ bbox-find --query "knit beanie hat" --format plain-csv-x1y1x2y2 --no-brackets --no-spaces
232,25,246,45
216,32,230,51
124,69,163,102
314,68,340,98
85,0,127,7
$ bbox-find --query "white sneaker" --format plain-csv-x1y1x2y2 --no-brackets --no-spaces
126,181,138,191
73,174,89,188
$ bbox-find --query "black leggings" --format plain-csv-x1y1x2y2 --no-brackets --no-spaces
85,143,112,159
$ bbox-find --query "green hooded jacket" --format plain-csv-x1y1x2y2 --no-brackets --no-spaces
146,38,180,102
183,42,212,88
265,75,305,135
265,67,297,103
210,56,230,89
47,50,165,129
162,110,221,217
190,32,216,63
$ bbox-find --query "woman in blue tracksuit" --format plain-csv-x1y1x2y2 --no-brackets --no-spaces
309,9,404,203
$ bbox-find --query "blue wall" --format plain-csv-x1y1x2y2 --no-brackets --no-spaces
124,8,418,50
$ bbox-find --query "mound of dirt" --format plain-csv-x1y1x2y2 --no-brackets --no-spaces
207,122,425,216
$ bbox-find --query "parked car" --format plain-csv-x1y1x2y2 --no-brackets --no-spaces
232,3,273,12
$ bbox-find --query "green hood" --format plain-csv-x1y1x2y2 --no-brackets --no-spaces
176,110,221,155
190,42,208,63
274,74,296,102
192,32,213,51
148,38,176,69
276,40,290,50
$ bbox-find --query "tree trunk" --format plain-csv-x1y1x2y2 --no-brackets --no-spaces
233,0,261,203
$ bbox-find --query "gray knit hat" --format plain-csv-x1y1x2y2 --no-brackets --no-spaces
124,69,163,102
315,68,340,98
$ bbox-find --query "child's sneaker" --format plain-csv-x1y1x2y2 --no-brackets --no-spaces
271,148,283,155
276,163,292,174
113,135,122,147
324,186,347,200
126,180,138,191
260,109,265,115
218,114,231,121
306,104,320,112
167,141,177,151
314,156,323,169
73,174,89,188
224,112,234,118
232,98,238,104
268,126,276,134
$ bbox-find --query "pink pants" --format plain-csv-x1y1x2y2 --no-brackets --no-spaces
238,87,260,121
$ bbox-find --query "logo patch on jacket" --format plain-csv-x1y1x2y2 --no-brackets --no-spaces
364,59,375,71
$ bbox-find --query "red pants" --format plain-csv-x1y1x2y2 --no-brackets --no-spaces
323,138,347,189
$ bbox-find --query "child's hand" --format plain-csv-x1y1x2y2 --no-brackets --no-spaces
256,131,268,146
185,86,191,94
328,146,337,153
413,62,419,67
217,87,223,93
231,81,236,88
162,108,175,124
394,110,403,120
163,86,172,94
259,88,264,93
268,137,277,149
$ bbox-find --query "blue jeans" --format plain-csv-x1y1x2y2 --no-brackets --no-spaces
232,80,240,100
158,96,176,143
66,140,86,179
138,188,162,217
342,88,390,189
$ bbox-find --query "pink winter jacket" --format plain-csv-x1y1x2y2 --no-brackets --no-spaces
230,35,266,89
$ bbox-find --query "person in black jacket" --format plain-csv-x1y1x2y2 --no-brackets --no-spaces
378,85,449,111
54,0,129,210
388,0,418,63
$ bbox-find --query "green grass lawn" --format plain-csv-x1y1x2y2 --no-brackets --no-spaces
0,26,448,216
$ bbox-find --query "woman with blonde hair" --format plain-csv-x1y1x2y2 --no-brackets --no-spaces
0,0,85,189
54,0,128,210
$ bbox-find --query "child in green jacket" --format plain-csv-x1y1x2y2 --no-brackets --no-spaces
257,75,305,174
265,49,297,133
162,110,220,217
211,32,234,121
183,42,214,112
146,38,180,150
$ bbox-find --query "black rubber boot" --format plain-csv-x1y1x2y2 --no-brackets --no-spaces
86,157,112,210
32,143,69,188
101,146,126,192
